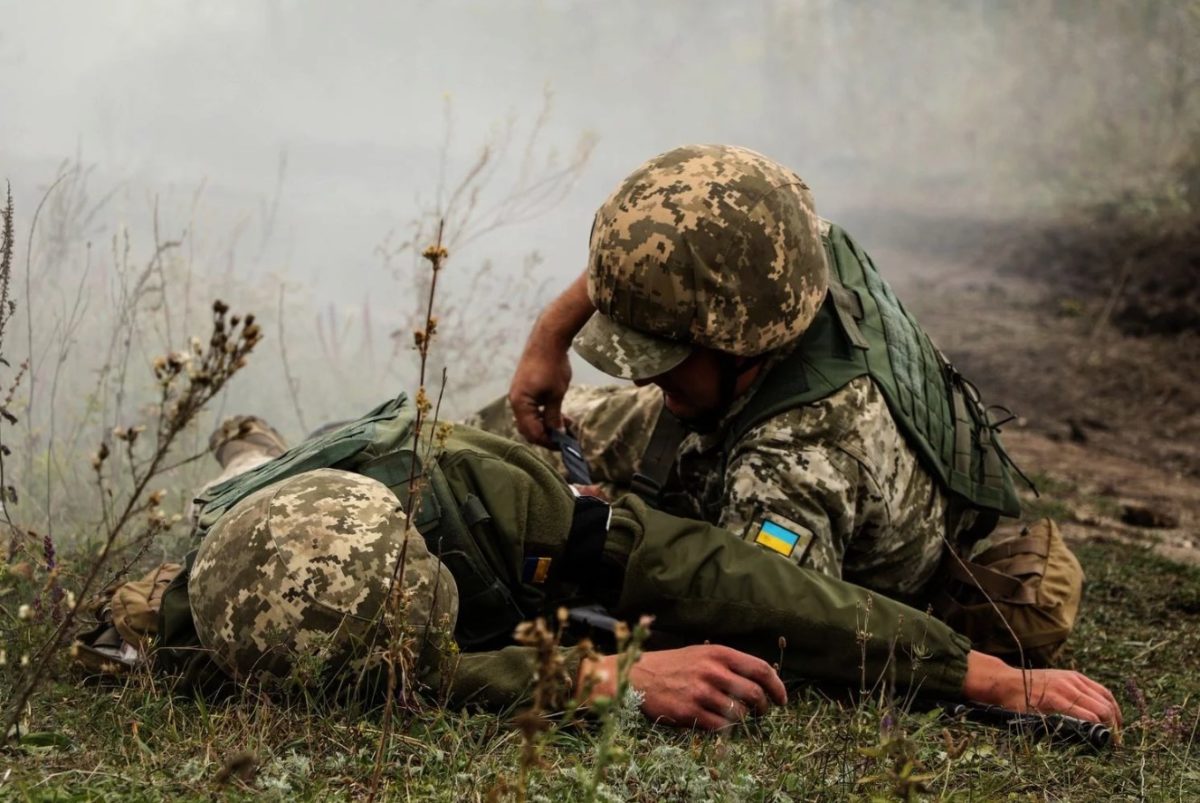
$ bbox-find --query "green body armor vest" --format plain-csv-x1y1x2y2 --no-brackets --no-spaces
167,395,537,659
635,223,1022,527
731,223,1022,519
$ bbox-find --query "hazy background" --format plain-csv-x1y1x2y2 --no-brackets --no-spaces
0,1,1195,532
6,1,1190,290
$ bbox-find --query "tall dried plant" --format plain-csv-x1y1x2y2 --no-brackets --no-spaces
367,221,450,801
2,297,261,740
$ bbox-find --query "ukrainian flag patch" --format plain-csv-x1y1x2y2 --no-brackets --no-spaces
522,556,553,584
753,517,813,561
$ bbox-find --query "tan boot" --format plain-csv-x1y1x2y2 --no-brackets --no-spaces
209,415,288,469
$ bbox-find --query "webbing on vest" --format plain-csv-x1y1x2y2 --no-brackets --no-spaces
724,224,1022,520
373,450,534,650
631,401,689,507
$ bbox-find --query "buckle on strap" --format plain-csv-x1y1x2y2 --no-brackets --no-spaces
630,472,663,506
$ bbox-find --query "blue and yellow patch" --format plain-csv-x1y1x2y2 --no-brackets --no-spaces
753,518,813,561
522,556,553,584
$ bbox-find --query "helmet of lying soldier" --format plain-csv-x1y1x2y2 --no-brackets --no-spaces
188,468,458,687
574,143,829,381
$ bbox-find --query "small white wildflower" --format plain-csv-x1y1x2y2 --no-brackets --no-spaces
17,604,31,620
20,654,30,667
0,649,7,666
617,684,646,729
65,591,77,610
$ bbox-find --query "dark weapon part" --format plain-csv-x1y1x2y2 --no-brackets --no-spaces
549,427,593,485
939,701,1113,751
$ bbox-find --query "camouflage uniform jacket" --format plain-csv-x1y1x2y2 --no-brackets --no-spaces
424,427,970,710
472,368,954,603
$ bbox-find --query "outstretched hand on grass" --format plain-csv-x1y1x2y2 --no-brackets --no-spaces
963,650,1123,727
579,644,788,731
578,645,1121,731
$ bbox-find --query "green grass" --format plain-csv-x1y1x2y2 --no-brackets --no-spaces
1021,472,1079,522
2,540,1199,801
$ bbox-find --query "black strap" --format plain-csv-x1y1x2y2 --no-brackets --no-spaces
559,495,622,603
631,403,688,508
549,428,593,485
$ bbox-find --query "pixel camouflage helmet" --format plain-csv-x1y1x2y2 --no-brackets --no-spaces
574,144,829,381
189,468,458,685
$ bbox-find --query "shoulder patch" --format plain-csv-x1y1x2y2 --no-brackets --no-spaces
750,513,814,563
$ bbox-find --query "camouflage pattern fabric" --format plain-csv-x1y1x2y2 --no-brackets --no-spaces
189,468,458,685
708,376,948,595
574,144,829,380
464,385,660,500
472,375,948,598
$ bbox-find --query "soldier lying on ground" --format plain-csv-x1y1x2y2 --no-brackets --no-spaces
83,403,1121,732
496,143,1082,667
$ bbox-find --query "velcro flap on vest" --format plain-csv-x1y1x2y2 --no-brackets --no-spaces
828,284,870,350
460,494,492,527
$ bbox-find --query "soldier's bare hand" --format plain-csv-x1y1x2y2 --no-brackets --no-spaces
508,330,572,448
962,650,1122,727
580,645,787,730
509,272,594,447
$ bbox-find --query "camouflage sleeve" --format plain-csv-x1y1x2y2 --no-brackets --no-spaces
717,410,865,581
426,645,588,712
565,384,661,488
718,377,948,596
464,384,662,493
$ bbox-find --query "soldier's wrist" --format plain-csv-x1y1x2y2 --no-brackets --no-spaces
575,653,618,704
961,650,1009,705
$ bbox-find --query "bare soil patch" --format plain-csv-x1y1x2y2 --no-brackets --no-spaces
863,209,1200,563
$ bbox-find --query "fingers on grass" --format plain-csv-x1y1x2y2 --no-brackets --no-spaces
721,674,771,715
721,649,787,706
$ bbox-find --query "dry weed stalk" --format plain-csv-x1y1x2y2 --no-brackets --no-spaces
2,299,261,740
379,92,594,411
0,186,22,527
0,184,16,347
367,220,449,802
275,283,309,434
583,615,652,803
510,608,579,802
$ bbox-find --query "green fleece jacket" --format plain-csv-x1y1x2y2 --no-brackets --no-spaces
422,427,970,709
